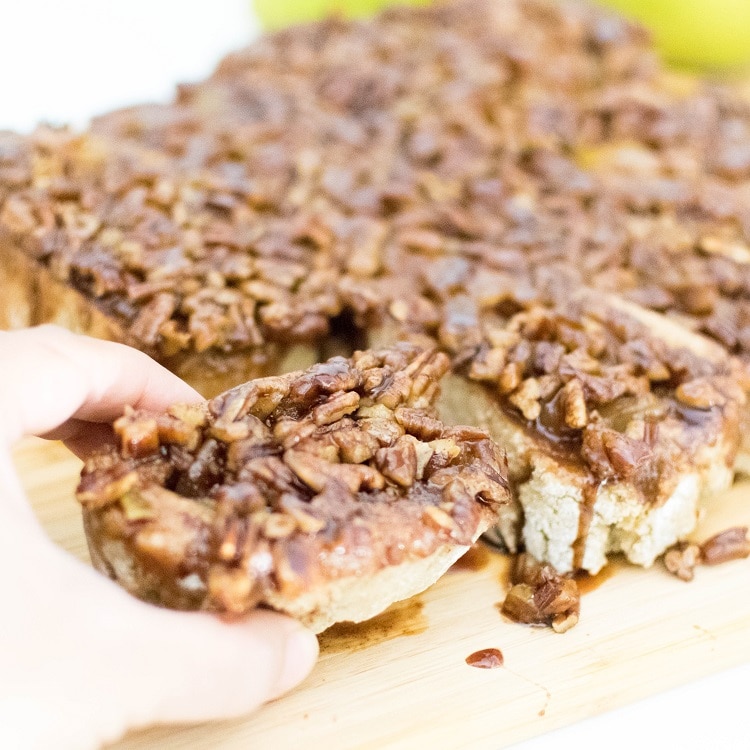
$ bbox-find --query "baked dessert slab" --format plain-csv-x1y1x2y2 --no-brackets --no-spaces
0,0,662,397
77,344,510,632
0,234,319,397
2,0,750,590
2,1,750,399
0,129,338,397
432,292,745,574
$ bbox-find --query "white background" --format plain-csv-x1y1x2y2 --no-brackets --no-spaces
0,1,748,747
0,0,257,132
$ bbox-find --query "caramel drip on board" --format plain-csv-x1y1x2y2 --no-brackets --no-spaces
449,543,492,572
319,597,427,654
574,563,617,595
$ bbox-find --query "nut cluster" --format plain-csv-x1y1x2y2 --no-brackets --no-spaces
664,526,750,582
0,128,342,359
77,344,510,614
500,553,580,634
468,304,655,427
461,298,745,487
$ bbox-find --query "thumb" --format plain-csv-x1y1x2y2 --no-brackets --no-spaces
0,516,320,750
118,606,319,727
97,599,319,736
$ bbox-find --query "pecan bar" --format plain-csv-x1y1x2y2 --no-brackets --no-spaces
0,0,659,395
433,292,745,574
0,129,331,396
2,0,750,587
77,344,509,632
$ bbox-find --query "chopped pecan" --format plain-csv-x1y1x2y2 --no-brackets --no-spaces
498,362,524,394
394,407,444,441
509,377,542,421
154,413,201,449
501,554,580,632
561,378,588,429
664,541,702,581
114,408,160,459
582,424,652,480
399,228,445,255
701,527,750,565
312,390,360,426
675,378,727,410
207,566,259,614
470,347,508,381
263,513,298,539
129,293,177,347
375,436,418,488
210,419,252,443
331,426,380,464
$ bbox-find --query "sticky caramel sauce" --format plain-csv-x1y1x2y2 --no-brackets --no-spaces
465,648,504,669
498,397,585,470
449,542,493,572
318,597,427,654
574,563,617,595
572,481,599,570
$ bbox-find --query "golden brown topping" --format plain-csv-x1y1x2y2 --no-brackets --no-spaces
76,344,510,616
0,0,677,368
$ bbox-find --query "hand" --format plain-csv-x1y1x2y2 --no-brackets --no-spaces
0,326,319,750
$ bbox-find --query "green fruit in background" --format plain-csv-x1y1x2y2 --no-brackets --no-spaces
255,0,750,73
598,0,750,71
254,0,432,30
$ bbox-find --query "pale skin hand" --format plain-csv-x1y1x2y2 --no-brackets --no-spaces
0,326,319,750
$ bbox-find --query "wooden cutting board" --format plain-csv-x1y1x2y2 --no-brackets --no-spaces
12,436,750,750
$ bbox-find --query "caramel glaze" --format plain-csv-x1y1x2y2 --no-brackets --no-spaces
449,542,493,572
318,597,427,654
572,481,600,570
501,397,596,571
465,648,504,669
574,562,617,595
500,384,729,571
500,398,584,472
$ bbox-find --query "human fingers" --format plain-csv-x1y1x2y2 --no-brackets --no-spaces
0,326,200,448
0,524,318,750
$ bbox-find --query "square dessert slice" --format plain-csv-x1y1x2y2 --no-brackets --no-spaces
429,292,745,574
77,344,509,633
0,129,334,396
0,0,661,397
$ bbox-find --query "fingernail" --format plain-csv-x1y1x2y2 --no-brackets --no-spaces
273,623,319,698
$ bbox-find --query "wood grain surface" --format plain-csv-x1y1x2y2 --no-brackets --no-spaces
11,436,750,750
